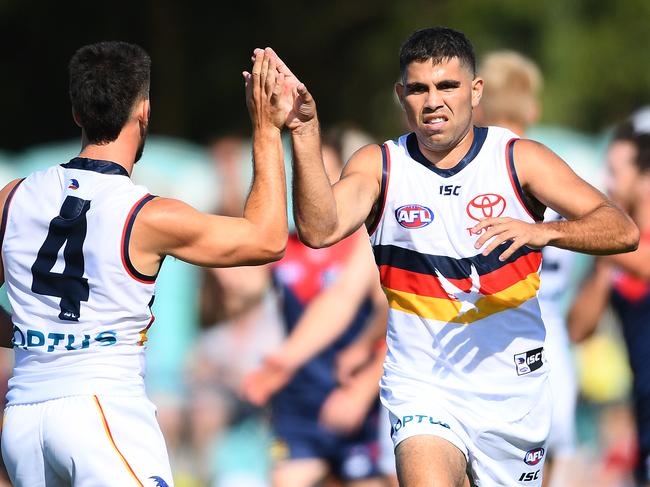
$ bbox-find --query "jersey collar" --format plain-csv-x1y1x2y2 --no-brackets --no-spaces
62,157,129,177
406,126,488,178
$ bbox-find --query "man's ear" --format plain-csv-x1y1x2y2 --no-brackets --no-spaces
471,77,484,109
72,108,82,127
137,98,150,125
395,82,405,108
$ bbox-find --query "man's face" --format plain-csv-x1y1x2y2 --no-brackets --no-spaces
606,140,639,210
396,57,482,153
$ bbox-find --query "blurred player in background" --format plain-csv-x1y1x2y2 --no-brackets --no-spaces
0,43,287,486
243,139,389,487
570,115,650,487
474,50,580,487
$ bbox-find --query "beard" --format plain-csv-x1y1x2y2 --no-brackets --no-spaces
134,121,148,163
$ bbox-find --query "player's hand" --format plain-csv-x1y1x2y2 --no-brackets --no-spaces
252,47,317,132
335,341,373,385
318,385,369,435
240,352,295,406
243,48,286,131
472,217,551,261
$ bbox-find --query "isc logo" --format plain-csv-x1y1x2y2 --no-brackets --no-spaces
524,447,545,466
395,205,434,229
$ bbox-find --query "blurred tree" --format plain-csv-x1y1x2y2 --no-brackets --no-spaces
0,0,649,150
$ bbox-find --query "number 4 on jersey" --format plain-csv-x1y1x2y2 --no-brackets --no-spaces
31,196,91,321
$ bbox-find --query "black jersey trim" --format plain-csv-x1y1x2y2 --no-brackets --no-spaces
406,126,488,178
62,157,129,177
506,139,544,222
121,194,159,283
367,144,391,236
0,179,25,247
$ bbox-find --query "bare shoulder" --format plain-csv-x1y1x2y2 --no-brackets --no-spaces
342,143,383,178
0,178,24,209
512,139,569,179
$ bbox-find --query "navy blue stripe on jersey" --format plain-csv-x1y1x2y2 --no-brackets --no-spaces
406,126,488,178
122,194,158,283
0,179,25,246
373,243,539,278
506,140,544,222
62,157,129,177
367,144,390,235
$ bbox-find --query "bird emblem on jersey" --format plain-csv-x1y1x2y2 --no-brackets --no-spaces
435,264,483,316
68,178,79,190
148,476,169,487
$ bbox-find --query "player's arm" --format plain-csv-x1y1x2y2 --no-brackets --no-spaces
567,259,613,342
133,49,288,268
263,48,382,248
473,140,639,260
0,178,23,348
319,345,385,434
291,123,383,247
336,283,387,384
241,231,381,405
599,235,650,280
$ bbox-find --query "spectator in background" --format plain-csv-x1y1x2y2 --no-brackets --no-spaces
243,139,389,487
570,116,650,487
473,50,580,487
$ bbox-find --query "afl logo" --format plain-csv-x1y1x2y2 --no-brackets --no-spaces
524,447,545,466
395,204,434,229
466,193,506,221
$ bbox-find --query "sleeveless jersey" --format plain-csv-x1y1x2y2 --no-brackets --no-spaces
271,233,373,419
3,157,157,405
370,126,547,419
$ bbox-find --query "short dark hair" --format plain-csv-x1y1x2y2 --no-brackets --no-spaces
69,41,151,144
399,27,476,79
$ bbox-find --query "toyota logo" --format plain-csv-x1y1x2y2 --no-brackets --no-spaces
466,193,506,221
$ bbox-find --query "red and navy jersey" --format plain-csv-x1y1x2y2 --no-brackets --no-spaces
611,235,650,400
271,233,373,419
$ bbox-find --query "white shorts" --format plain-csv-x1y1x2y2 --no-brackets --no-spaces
383,381,552,486
378,406,397,476
1,394,173,487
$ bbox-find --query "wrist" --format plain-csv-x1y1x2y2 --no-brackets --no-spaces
253,125,282,140
291,118,320,137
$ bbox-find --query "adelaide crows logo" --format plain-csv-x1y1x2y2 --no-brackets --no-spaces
148,476,169,487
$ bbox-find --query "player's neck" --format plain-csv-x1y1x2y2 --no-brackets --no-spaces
78,128,140,176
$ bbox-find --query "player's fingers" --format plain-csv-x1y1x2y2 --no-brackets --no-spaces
474,222,508,249
271,72,284,104
498,238,525,262
482,231,516,256
260,51,270,88
265,50,277,96
268,47,296,77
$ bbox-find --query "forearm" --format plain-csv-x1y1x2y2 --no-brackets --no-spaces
244,129,288,259
544,203,638,255
346,349,384,406
568,265,612,342
290,121,339,247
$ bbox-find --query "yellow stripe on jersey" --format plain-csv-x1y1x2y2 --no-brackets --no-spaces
383,272,540,324
93,396,144,487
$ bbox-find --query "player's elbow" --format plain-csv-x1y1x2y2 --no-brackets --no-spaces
295,221,337,249
621,222,640,253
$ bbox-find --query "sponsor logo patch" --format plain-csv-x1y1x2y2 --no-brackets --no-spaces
395,204,434,229
524,447,545,466
514,347,543,376
68,178,80,190
466,193,506,221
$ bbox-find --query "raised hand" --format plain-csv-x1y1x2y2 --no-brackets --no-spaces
243,48,286,131
250,47,317,132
